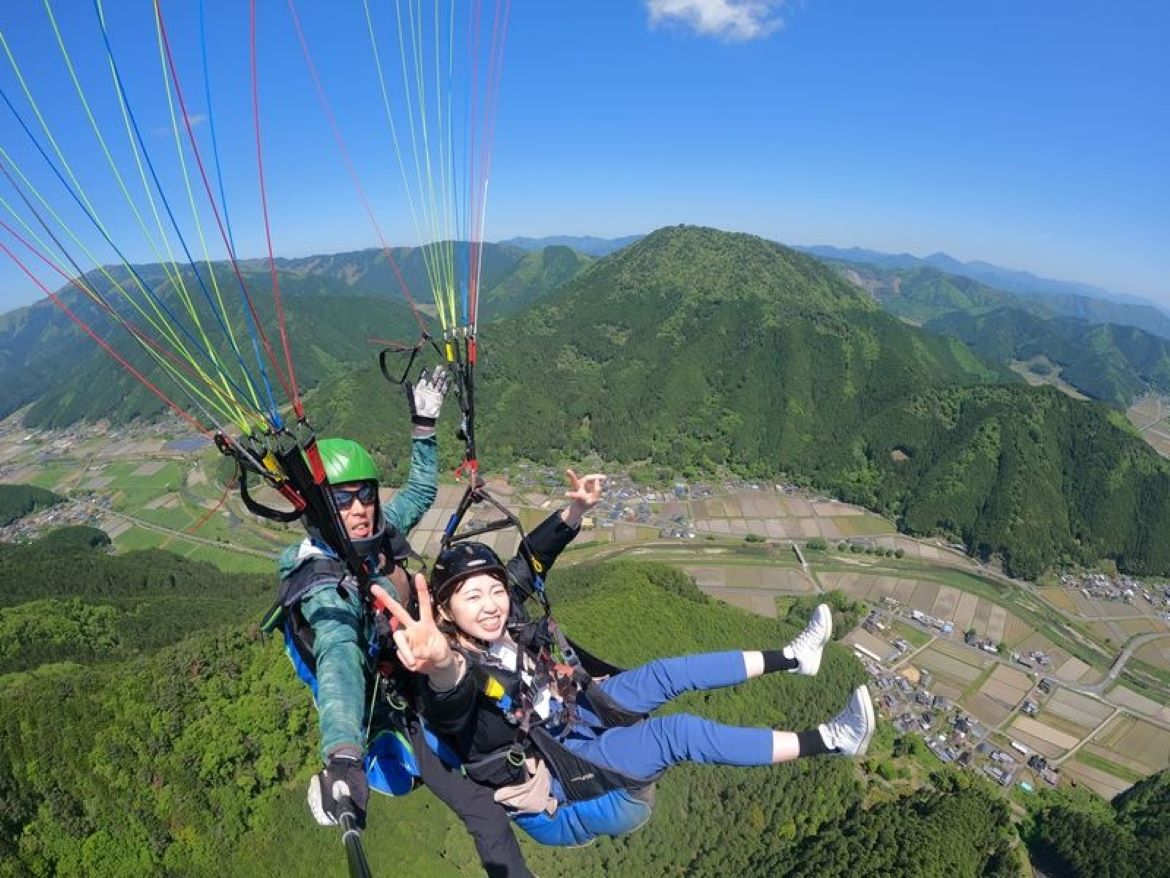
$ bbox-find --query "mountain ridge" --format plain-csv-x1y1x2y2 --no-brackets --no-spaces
800,244,1165,313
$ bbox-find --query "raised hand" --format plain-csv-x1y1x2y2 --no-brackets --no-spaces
379,573,453,675
405,366,451,430
565,469,606,511
562,468,606,528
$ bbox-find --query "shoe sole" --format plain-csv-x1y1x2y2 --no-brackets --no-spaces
852,685,876,758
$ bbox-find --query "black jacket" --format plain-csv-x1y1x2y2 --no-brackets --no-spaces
421,510,579,787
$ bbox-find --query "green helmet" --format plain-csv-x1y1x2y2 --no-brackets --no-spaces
310,438,385,557
317,437,379,485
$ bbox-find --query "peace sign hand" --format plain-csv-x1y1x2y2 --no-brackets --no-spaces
380,573,454,676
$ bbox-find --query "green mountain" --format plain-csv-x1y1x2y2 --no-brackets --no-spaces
314,226,1170,578
500,234,641,257
248,240,526,301
10,285,420,429
832,264,1170,406
806,245,1170,335
836,264,1016,324
0,240,584,428
475,225,1004,467
479,245,594,320
925,307,1170,406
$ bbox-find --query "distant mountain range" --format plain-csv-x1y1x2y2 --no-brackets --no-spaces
311,225,1170,578
0,241,594,426
826,262,1170,406
799,244,1165,313
5,226,1170,576
498,234,641,257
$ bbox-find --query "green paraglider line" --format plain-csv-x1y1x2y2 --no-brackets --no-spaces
0,237,216,437
284,0,430,340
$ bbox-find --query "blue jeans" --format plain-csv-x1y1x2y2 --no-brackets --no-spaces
556,651,774,783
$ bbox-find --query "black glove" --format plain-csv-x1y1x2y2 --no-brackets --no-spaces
404,366,451,429
307,752,369,828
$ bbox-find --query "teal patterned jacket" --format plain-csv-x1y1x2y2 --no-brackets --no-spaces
275,435,437,762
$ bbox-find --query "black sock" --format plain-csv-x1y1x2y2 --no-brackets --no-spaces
762,650,798,674
797,728,835,757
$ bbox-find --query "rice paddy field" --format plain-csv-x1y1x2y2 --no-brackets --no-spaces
1135,636,1170,673
1092,714,1170,776
962,664,1035,728
909,640,991,699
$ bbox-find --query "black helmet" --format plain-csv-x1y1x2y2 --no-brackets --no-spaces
432,542,507,604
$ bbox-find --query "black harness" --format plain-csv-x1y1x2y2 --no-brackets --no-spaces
459,619,661,803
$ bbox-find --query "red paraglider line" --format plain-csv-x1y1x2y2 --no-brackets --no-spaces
155,0,297,414
284,0,429,339
187,477,232,533
247,0,303,419
0,238,213,437
0,215,226,402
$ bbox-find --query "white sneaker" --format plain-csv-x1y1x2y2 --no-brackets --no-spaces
819,685,876,757
783,603,832,676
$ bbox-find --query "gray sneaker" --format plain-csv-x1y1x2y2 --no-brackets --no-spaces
818,685,876,757
784,603,832,676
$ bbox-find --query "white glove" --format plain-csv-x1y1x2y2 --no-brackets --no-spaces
406,366,451,430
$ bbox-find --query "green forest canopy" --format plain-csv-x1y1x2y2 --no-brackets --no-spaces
0,483,64,527
1,535,1166,877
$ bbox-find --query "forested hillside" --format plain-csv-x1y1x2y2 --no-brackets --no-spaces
1,280,421,427
0,553,1035,877
0,240,547,426
831,263,1170,405
0,483,63,526
925,307,1170,406
303,227,1170,577
1025,769,1170,878
478,245,593,320
812,249,1170,340
0,527,271,673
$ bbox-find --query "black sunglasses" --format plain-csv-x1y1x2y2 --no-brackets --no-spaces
330,482,378,510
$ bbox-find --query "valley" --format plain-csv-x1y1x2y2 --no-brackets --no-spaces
6,415,1167,811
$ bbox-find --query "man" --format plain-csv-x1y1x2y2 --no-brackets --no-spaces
268,367,535,877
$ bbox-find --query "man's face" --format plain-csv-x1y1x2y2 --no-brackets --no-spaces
331,480,379,540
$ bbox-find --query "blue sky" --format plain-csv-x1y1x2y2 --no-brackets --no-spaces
0,0,1167,314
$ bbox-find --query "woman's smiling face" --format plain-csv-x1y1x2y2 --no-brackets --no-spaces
445,573,511,643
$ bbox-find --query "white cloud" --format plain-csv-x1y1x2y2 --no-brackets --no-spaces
151,114,207,137
645,0,787,41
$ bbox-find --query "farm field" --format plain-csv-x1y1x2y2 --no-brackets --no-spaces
909,641,990,697
1107,684,1170,724
1045,689,1113,728
1064,758,1134,799
1135,637,1170,673
1093,714,1170,775
1008,716,1079,758
960,664,1033,728
1127,394,1170,458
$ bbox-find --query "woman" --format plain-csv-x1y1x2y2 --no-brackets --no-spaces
383,475,875,848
